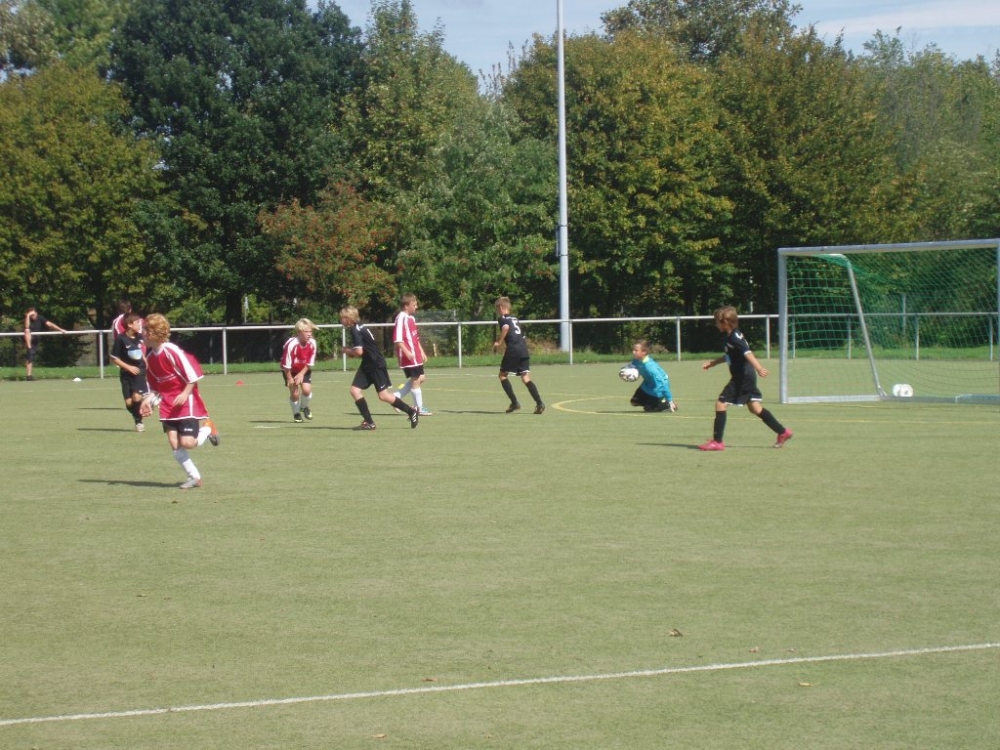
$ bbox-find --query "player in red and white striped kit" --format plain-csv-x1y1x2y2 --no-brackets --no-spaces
142,313,219,490
392,293,431,416
281,318,318,423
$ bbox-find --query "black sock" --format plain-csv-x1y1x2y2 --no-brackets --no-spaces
525,381,542,405
759,408,785,434
127,401,141,423
713,411,727,442
355,397,373,423
392,396,415,416
501,379,517,404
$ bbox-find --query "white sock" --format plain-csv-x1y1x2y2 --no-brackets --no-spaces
301,393,311,409
397,382,412,399
197,425,211,446
290,398,300,416
173,448,200,479
412,388,423,409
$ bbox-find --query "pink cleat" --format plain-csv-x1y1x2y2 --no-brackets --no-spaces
773,429,793,448
699,440,725,451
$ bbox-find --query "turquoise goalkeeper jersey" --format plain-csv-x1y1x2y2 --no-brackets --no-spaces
630,355,673,401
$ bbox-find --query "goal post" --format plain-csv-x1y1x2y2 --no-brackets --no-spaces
778,239,1000,404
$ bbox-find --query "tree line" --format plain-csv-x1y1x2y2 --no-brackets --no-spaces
2,0,998,353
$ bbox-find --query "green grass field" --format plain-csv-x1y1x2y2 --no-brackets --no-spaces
2,361,998,749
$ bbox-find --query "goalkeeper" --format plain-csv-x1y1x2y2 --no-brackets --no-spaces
628,340,677,412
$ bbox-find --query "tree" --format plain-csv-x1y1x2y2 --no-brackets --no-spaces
394,99,558,319
109,0,362,323
711,24,905,313
0,0,57,75
261,181,397,310
858,35,1000,240
339,0,558,321
507,32,731,321
341,0,480,198
0,62,161,327
602,0,798,63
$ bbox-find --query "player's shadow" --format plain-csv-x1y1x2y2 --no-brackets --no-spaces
80,478,180,489
638,442,706,451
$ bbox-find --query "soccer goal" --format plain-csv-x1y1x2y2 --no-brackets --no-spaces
778,239,1000,404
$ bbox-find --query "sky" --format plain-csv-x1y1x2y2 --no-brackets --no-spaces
330,0,1000,80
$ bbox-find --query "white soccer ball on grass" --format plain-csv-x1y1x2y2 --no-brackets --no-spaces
891,384,914,398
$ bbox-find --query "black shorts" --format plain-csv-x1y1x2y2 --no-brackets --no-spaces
162,418,201,438
719,372,763,405
120,372,148,400
401,365,425,380
630,387,663,409
282,369,312,385
353,364,393,393
499,352,530,376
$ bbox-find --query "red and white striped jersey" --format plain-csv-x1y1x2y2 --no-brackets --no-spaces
146,342,208,421
393,311,425,368
281,336,317,375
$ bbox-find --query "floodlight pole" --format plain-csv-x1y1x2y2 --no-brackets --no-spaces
556,0,570,351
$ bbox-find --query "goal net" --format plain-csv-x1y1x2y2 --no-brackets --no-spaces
778,240,1000,404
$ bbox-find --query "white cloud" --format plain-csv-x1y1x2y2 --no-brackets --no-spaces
810,1,1000,36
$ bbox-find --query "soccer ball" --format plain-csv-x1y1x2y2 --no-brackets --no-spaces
141,391,163,414
891,383,914,398
619,366,640,383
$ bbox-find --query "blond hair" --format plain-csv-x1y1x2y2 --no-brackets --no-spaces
144,313,170,346
714,305,739,327
495,296,512,313
294,317,317,334
339,306,360,325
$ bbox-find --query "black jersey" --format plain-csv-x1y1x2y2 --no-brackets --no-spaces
497,313,528,356
349,323,387,370
723,328,753,377
111,332,146,374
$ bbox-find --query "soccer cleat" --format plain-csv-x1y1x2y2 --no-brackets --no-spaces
505,402,521,413
409,410,419,429
293,411,304,423
699,440,725,451
205,419,220,446
417,407,433,416
179,477,202,490
135,422,145,432
353,421,377,431
773,429,793,448
534,403,545,415
302,407,312,421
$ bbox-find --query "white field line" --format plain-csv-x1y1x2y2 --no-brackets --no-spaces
2,642,997,728
0,643,1000,727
